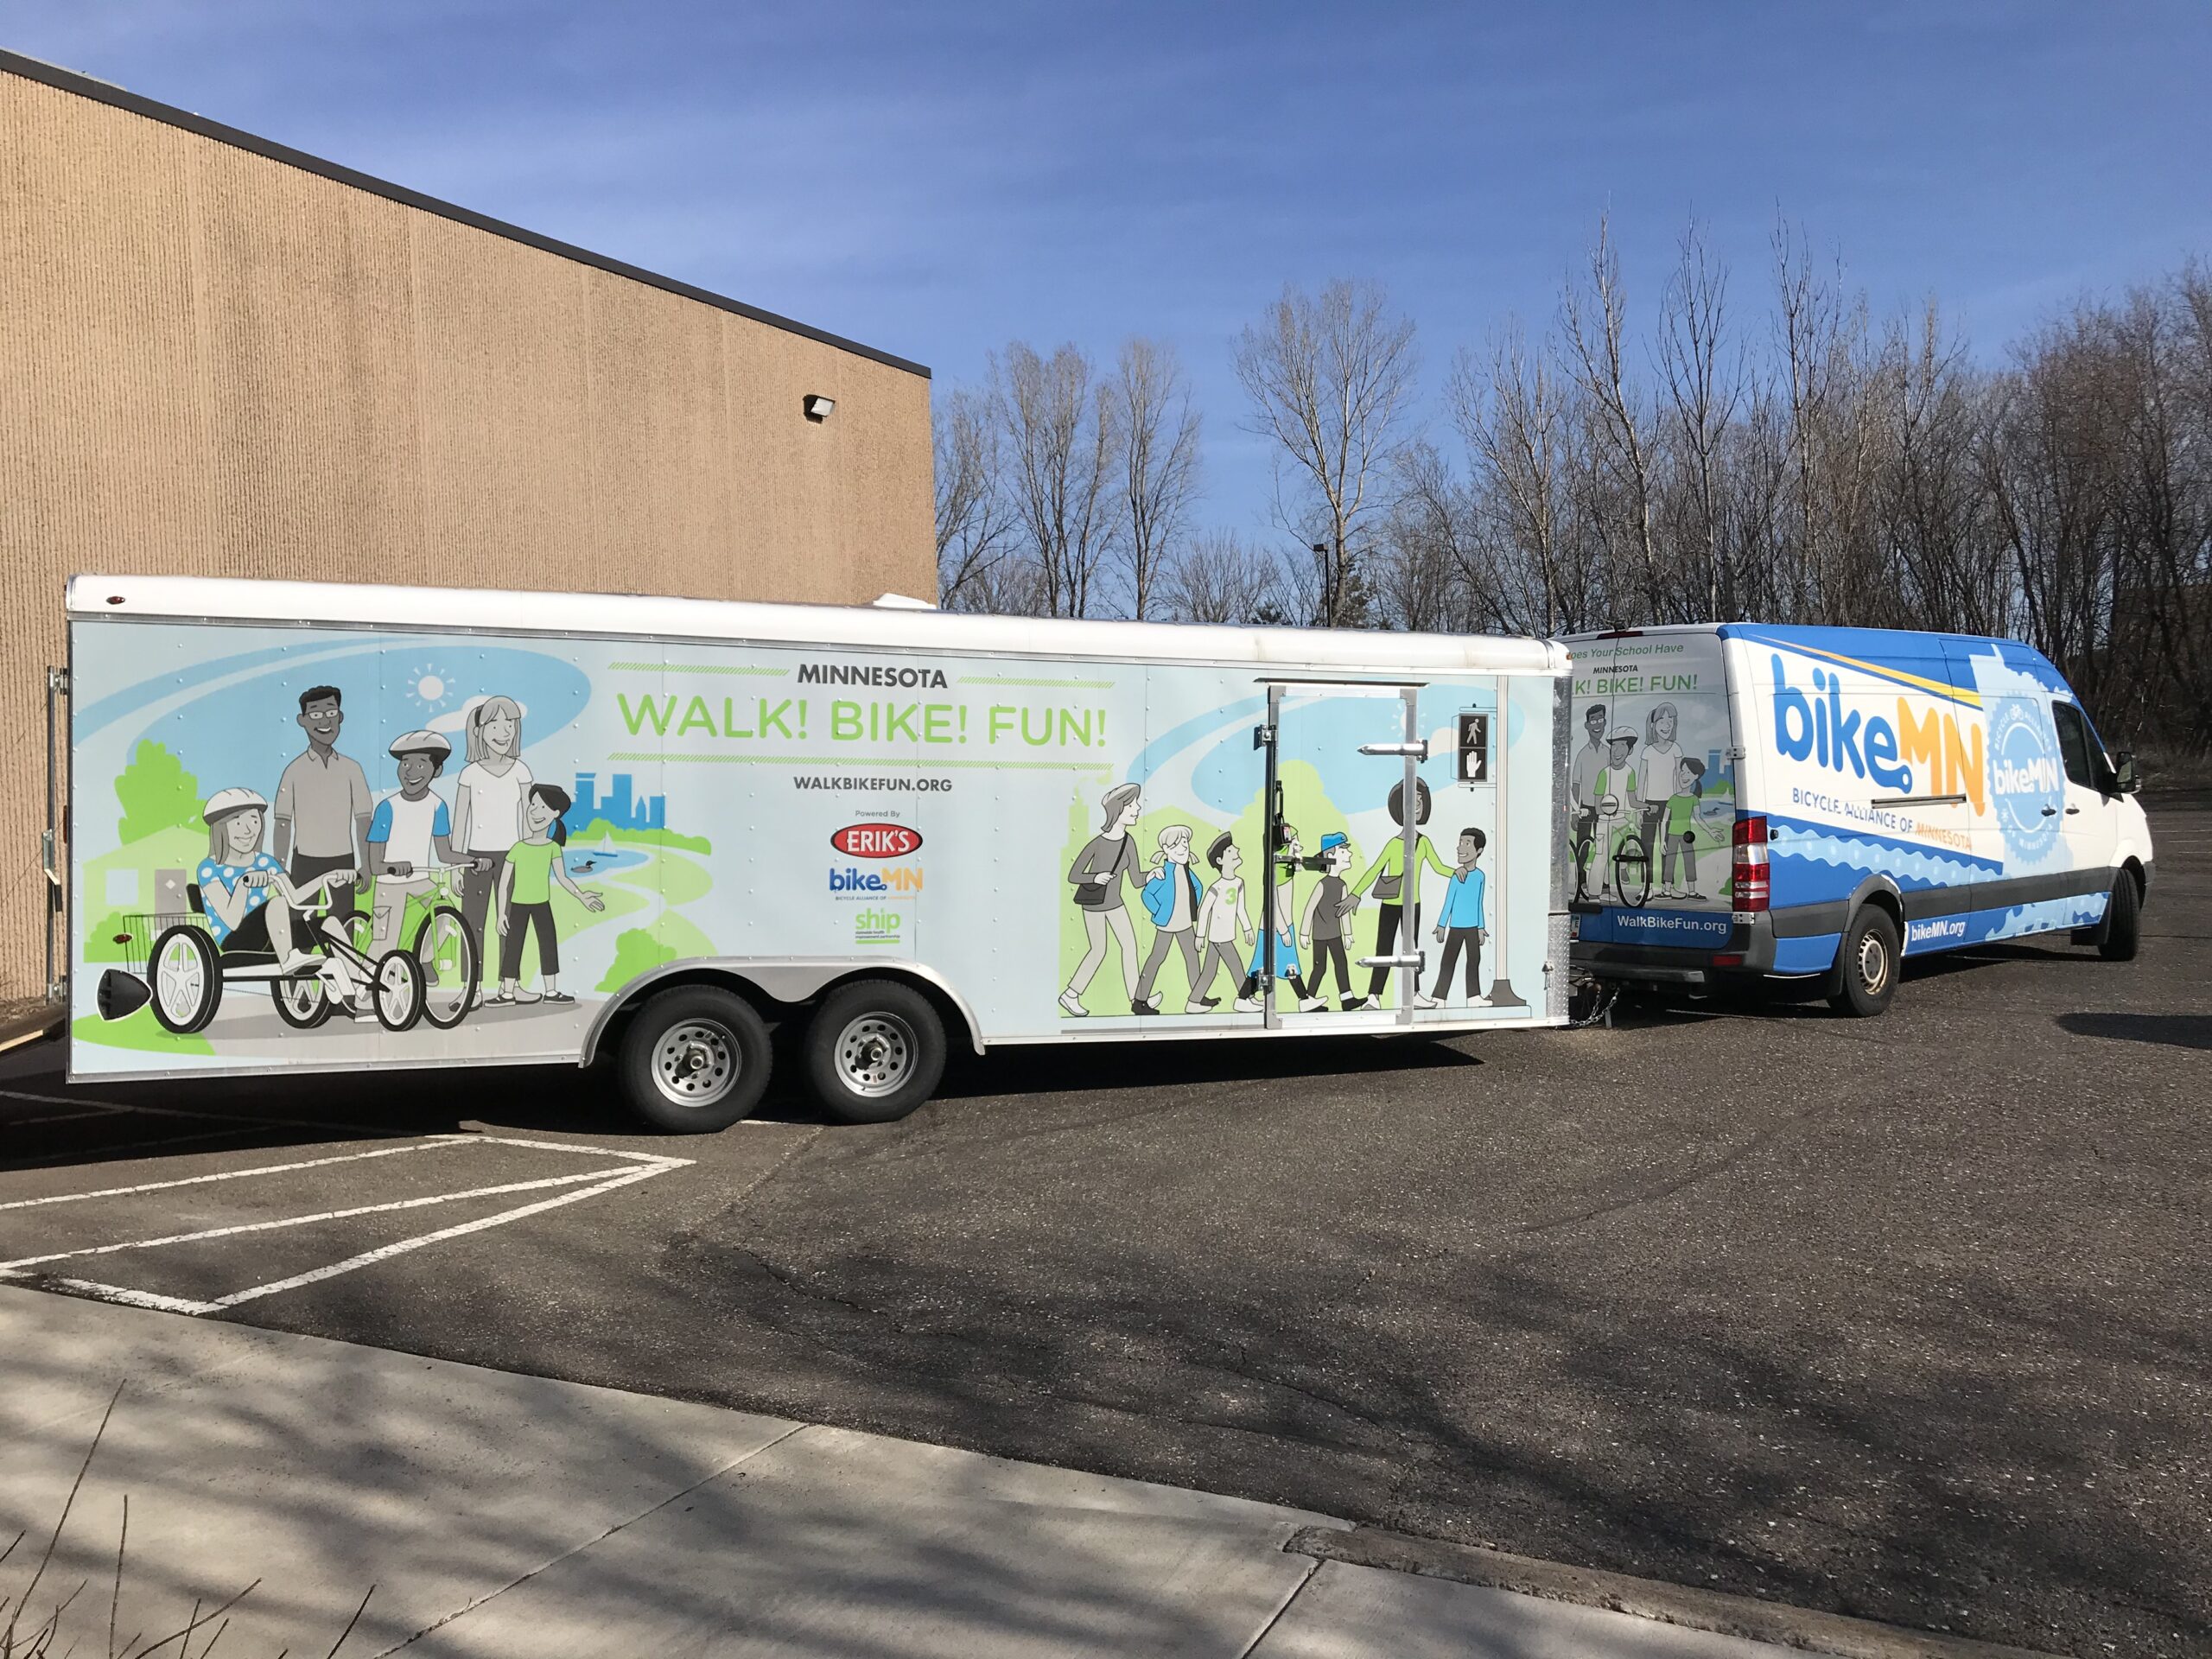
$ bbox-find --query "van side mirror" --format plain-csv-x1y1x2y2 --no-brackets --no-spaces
2111,751,2142,795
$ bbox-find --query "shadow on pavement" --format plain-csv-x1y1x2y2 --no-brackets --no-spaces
2056,1010,2212,1051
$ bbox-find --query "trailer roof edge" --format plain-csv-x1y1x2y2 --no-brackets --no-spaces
67,575,1569,675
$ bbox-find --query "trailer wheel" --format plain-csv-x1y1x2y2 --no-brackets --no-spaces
805,980,945,1124
1827,907,1900,1018
2097,871,2140,962
620,987,772,1133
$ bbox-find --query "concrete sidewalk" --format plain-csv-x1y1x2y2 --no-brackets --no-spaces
0,1286,1932,1657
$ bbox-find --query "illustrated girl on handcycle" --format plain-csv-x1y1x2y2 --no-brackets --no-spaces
197,787,368,1006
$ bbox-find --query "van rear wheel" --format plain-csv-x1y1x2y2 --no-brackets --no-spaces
805,981,945,1124
1827,908,1900,1018
2098,872,2140,962
619,987,772,1132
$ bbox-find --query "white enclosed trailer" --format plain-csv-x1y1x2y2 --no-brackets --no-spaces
62,576,1571,1127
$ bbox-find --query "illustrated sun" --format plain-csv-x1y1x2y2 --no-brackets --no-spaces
409,664,449,711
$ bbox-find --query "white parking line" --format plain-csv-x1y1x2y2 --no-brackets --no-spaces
0,1136,479,1212
212,1163,677,1313
0,1132,693,1317
0,1166,640,1272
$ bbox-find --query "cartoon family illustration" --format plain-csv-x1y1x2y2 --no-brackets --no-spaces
190,684,602,1021
1567,699,1709,901
1059,778,1491,1018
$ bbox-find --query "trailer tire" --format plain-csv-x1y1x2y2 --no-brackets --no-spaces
1827,907,1900,1018
806,980,945,1124
619,987,772,1133
2097,871,2140,962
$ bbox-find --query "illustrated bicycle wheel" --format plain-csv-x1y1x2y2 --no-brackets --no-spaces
148,925,221,1034
1572,836,1597,902
1613,841,1654,908
270,972,333,1029
372,950,426,1033
413,905,478,1029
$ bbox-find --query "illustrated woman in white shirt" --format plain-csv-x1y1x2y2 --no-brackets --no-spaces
450,695,533,968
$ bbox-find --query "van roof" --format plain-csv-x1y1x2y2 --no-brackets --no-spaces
69,575,1569,677
1561,621,2041,655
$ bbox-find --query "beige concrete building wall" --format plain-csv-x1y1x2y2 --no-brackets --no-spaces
0,59,935,1001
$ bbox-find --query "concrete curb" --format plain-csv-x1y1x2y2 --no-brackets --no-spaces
1282,1526,2067,1659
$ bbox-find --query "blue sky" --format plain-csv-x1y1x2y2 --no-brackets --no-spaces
11,2,2209,544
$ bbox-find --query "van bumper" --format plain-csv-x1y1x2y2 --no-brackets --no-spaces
1571,912,1778,983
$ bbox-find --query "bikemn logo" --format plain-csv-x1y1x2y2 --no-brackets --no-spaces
1987,696,2062,861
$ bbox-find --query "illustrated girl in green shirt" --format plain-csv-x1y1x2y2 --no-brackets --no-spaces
492,783,605,1006
1350,777,1455,1005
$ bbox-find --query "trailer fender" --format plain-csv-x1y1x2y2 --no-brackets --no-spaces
581,957,986,1065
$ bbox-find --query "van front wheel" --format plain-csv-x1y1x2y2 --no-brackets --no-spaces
805,981,946,1124
1827,909,1900,1018
2098,872,2140,962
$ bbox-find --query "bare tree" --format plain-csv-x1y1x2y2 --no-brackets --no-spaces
1234,280,1419,626
1452,325,1594,632
934,386,1014,612
1560,218,1662,622
999,342,1121,618
1655,221,1745,620
1160,530,1284,625
1110,339,1202,620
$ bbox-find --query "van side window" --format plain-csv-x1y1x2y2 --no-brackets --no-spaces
2050,702,2100,790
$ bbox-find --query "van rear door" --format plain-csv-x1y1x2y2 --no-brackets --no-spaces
1564,629,1736,955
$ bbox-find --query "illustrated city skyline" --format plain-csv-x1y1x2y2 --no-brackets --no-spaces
565,770,666,833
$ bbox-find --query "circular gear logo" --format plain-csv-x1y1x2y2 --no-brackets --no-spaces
1987,697,2062,861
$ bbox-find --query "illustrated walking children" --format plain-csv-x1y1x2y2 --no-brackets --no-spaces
491,783,603,1005
1427,827,1490,1008
451,695,532,972
198,787,367,1006
1350,778,1454,1006
1190,833,1253,1014
366,731,457,956
1662,754,1707,900
1133,823,1206,1014
271,685,371,923
1298,832,1363,1012
1235,821,1314,1014
1060,782,1147,1017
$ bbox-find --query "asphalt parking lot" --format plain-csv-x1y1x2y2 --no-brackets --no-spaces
3,795,2206,1658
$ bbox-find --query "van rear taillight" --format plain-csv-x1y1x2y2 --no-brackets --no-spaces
1732,814,1770,913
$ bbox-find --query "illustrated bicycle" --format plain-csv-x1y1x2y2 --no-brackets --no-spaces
130,868,480,1036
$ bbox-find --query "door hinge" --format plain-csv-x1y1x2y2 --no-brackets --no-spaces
1252,724,1274,750
48,666,68,696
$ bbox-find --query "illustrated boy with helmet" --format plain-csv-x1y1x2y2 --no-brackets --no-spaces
366,729,460,957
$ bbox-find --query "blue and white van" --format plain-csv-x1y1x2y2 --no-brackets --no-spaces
1560,625,2153,1014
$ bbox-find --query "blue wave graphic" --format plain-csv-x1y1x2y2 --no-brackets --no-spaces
1770,830,1997,887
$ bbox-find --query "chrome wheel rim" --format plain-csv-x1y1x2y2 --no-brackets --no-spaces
835,1013,914,1099
155,936,205,1020
653,1020,738,1107
1856,931,1890,995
